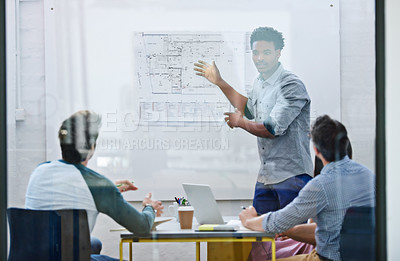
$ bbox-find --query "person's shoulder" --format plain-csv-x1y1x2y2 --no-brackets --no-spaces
75,164,115,186
34,160,63,171
75,164,105,178
301,176,325,192
36,160,52,167
279,69,306,90
280,69,300,81
348,159,374,175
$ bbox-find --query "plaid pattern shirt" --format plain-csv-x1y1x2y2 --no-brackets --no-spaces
245,63,313,184
262,156,375,261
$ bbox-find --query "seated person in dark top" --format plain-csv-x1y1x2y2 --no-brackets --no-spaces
26,110,164,261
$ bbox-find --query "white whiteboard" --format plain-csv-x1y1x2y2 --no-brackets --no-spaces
44,0,340,200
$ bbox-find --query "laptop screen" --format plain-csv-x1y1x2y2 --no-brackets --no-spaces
182,183,224,225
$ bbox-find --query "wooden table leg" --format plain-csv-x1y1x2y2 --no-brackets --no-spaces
196,242,200,261
271,239,276,261
119,240,124,261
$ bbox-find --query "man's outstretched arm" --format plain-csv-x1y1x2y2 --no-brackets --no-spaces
278,223,317,246
224,110,275,139
194,60,248,113
239,206,266,232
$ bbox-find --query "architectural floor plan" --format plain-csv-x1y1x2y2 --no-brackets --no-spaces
134,32,245,122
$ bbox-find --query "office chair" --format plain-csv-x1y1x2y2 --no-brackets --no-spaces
7,208,91,261
339,206,376,261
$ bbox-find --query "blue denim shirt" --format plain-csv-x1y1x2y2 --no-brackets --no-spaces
245,64,313,184
262,156,376,261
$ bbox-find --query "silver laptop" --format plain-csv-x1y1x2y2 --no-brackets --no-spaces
182,183,224,225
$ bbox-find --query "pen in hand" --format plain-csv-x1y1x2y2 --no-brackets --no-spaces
241,206,261,216
116,180,138,193
116,180,135,187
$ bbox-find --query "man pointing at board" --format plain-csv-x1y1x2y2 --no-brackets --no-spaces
194,26,313,214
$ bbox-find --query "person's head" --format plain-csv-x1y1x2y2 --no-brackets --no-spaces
250,27,284,78
58,110,102,164
311,115,350,163
314,139,353,176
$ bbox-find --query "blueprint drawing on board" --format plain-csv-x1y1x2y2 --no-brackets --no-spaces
134,32,247,122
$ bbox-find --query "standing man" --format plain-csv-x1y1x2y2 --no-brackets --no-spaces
194,27,313,213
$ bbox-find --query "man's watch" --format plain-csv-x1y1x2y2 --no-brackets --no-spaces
143,203,155,213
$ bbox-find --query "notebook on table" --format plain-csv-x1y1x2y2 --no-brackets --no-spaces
109,217,173,232
197,224,239,232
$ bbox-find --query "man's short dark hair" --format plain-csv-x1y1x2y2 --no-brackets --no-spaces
58,110,102,164
250,27,285,50
314,140,353,176
311,115,350,162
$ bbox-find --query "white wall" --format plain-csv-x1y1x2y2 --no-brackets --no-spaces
386,0,400,260
340,0,376,170
6,0,47,208
6,0,378,259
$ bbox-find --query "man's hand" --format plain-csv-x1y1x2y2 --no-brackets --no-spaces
194,60,223,85
275,223,317,245
275,228,294,240
115,180,138,193
239,206,258,227
142,192,164,217
224,109,243,128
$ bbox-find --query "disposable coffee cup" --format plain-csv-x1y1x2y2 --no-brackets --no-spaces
178,206,194,229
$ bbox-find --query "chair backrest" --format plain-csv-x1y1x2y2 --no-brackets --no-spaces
7,208,91,261
339,206,376,261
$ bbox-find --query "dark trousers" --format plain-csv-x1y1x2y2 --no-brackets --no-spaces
253,174,312,214
90,237,120,261
91,236,102,254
